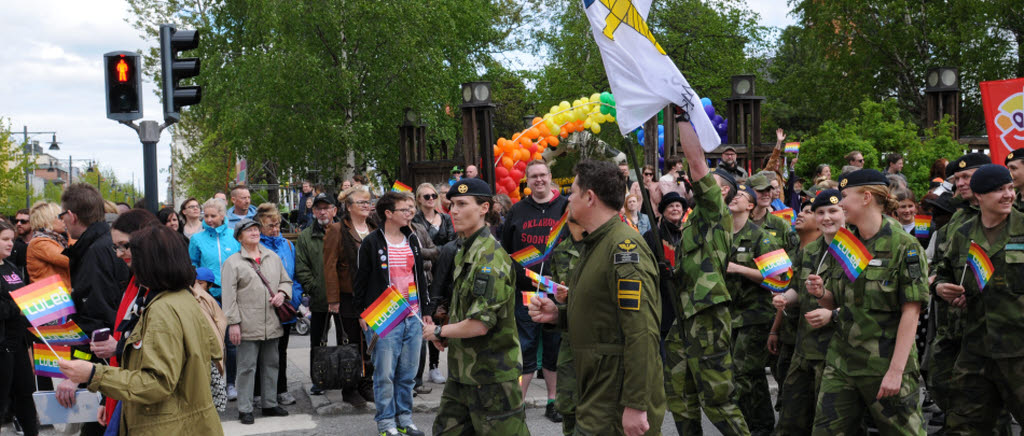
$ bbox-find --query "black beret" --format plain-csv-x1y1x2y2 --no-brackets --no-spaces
713,169,738,193
952,153,990,174
969,164,1013,194
1006,150,1024,166
447,177,492,199
838,169,888,191
735,182,758,203
658,192,687,214
924,192,956,215
811,189,842,211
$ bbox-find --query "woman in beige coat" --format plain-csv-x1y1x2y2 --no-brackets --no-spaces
221,218,292,424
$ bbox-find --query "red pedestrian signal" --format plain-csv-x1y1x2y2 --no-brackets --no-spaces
116,57,129,82
104,51,142,121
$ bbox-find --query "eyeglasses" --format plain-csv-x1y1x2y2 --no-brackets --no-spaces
14,219,28,225
114,242,131,254
421,194,438,200
353,200,372,206
185,204,200,210
643,172,654,177
59,210,70,219
264,222,281,229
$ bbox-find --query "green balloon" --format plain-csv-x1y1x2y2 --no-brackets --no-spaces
600,105,610,115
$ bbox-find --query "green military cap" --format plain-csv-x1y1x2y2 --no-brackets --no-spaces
838,169,887,191
747,172,772,191
447,177,492,199
1006,150,1024,166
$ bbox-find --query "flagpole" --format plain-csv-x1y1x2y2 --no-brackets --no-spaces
816,251,829,274
959,261,969,287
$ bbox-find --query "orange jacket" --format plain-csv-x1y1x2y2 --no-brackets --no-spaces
26,237,71,287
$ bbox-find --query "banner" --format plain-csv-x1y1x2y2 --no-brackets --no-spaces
583,0,720,151
980,78,1024,166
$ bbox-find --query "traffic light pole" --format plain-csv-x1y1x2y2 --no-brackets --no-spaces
119,120,163,212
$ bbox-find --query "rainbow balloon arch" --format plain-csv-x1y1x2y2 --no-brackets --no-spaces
494,92,618,201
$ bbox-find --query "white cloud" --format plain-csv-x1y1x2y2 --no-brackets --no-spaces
746,0,797,29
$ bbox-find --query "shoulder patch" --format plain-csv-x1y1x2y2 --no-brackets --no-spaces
618,239,637,251
907,248,922,279
614,252,640,264
617,279,641,311
481,266,492,274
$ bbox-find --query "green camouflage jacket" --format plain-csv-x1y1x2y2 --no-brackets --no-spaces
929,205,977,338
756,211,799,255
823,218,929,376
447,226,520,385
550,237,582,287
674,173,734,319
793,237,833,361
933,208,1024,359
726,220,779,328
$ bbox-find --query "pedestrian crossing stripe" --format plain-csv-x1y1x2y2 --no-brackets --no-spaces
617,279,641,310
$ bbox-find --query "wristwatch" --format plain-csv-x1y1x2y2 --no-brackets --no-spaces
434,325,443,339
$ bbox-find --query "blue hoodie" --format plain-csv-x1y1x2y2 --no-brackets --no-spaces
226,204,258,230
261,234,304,324
188,221,241,298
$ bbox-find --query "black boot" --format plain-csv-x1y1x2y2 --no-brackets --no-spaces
675,419,702,436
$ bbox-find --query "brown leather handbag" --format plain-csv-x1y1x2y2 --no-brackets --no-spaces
247,260,297,324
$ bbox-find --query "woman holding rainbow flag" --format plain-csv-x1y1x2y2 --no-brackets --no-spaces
0,220,39,436
804,169,928,435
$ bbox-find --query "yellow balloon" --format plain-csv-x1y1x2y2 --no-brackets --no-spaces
580,97,590,105
583,118,593,129
591,113,604,124
591,123,601,134
549,106,559,116
575,108,587,120
572,99,582,108
590,93,601,104
606,115,615,123
559,101,571,111
546,120,558,133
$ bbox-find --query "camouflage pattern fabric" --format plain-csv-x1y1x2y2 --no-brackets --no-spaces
431,380,528,435
725,221,779,329
550,237,581,435
793,238,833,361
946,349,1024,435
445,226,521,386
775,354,828,435
758,210,799,255
811,365,925,435
564,217,665,435
673,173,734,319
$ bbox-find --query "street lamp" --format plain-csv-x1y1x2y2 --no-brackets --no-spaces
21,127,59,208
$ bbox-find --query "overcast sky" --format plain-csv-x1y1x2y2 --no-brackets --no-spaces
0,0,795,205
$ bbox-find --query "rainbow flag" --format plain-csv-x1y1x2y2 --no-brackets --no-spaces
828,227,872,282
680,208,692,223
524,269,557,294
391,181,413,193
11,275,75,327
542,212,569,256
784,142,800,153
761,268,792,293
522,291,543,306
967,241,994,291
360,287,411,338
29,320,89,346
510,246,544,268
755,249,793,279
914,215,931,238
772,208,796,225
407,283,419,307
33,343,70,379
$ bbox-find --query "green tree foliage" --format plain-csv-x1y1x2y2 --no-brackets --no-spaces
0,120,34,216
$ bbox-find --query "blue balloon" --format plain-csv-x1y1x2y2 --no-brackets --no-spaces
658,134,664,149
704,105,716,118
701,97,712,107
657,124,664,134
713,114,724,124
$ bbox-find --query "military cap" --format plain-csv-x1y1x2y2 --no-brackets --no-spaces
1006,150,1024,166
838,169,887,191
312,192,334,207
747,172,772,191
722,145,737,154
952,153,990,174
735,182,758,203
811,189,842,211
450,165,464,174
970,164,1013,194
924,192,956,215
447,177,492,199
713,169,738,193
658,191,687,214
234,218,261,240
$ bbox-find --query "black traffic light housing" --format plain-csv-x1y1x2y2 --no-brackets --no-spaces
159,24,201,123
104,51,142,121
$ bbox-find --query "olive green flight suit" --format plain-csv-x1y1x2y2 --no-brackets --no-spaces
550,237,582,435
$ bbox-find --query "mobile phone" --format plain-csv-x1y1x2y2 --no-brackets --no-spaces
91,328,111,342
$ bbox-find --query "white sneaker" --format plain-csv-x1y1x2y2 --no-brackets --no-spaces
278,392,296,405
226,384,238,401
429,368,446,384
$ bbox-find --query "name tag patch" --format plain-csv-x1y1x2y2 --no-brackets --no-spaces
614,252,640,264
1006,243,1024,251
617,279,641,310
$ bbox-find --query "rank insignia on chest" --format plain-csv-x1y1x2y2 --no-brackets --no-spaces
618,239,637,251
614,252,640,264
617,279,641,310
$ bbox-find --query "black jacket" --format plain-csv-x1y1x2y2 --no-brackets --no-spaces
501,194,568,291
0,262,30,349
426,238,462,317
643,217,683,338
412,211,455,248
353,226,430,316
65,221,131,337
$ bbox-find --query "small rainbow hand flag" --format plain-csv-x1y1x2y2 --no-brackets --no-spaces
680,208,692,223
828,227,872,282
407,283,419,307
29,320,89,346
391,181,413,193
543,212,569,256
784,142,800,153
914,215,931,238
360,287,412,338
772,208,796,225
33,343,70,378
967,241,994,291
755,249,793,279
522,291,543,306
511,246,545,268
11,275,75,327
761,268,793,293
524,269,557,294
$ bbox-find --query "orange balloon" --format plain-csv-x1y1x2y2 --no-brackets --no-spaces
560,129,569,139
522,148,533,161
519,135,531,146
523,187,532,196
548,136,560,147
574,119,584,128
501,140,516,155
533,152,543,161
538,138,548,147
493,144,502,156
526,128,540,140
502,157,514,169
538,124,550,137
497,138,507,148
532,116,543,126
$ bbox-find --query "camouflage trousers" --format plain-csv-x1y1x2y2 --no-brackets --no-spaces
811,364,925,436
432,379,528,436
772,341,795,410
555,336,576,435
925,328,961,414
732,324,774,435
663,304,750,436
775,354,826,436
946,350,1024,435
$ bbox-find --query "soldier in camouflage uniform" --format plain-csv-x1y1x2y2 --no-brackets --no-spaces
933,165,1024,434
772,190,843,435
548,220,583,435
747,172,799,254
662,112,749,436
423,178,528,435
528,159,664,435
723,183,780,436
1006,151,1024,211
806,170,928,436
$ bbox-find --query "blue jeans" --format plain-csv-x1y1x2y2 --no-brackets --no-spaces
365,316,422,431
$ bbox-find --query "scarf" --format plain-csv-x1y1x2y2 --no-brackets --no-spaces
32,229,68,249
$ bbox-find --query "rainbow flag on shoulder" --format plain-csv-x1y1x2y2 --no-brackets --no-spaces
11,275,75,327
391,181,413,193
29,320,89,346
914,215,931,238
967,241,994,291
828,227,872,282
360,287,412,338
33,343,70,378
755,249,793,279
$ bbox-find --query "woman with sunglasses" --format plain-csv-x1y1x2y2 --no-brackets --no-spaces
412,183,455,249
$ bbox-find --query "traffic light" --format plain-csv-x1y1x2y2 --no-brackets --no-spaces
159,24,201,123
104,51,142,121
